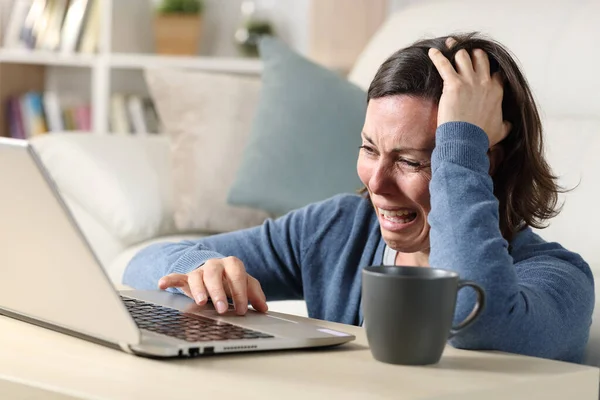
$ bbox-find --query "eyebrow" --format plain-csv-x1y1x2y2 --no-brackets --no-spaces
361,132,433,153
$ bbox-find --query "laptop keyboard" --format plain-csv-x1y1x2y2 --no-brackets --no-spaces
121,296,275,343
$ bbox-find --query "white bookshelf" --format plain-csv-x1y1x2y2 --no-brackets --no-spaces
0,48,96,66
0,0,394,137
109,53,262,73
0,0,264,136
0,48,262,135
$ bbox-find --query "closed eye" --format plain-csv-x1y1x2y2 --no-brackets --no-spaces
359,145,377,155
399,158,422,168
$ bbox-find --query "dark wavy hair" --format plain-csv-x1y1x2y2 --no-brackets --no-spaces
363,32,562,242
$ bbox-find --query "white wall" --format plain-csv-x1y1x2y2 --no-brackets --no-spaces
1,0,443,129
45,0,434,113
110,0,441,57
111,0,310,56
46,0,313,103
388,0,447,13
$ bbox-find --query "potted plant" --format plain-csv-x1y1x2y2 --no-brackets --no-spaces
234,0,275,57
153,0,204,56
235,20,275,57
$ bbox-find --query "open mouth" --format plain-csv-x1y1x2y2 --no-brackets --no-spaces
378,208,418,224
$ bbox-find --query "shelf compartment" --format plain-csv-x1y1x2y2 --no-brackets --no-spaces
109,53,263,74
0,49,96,68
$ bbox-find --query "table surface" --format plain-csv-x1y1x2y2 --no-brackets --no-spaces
0,304,598,400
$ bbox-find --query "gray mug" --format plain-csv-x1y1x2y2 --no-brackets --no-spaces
361,265,485,365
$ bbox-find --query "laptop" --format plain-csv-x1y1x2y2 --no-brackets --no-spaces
0,137,355,358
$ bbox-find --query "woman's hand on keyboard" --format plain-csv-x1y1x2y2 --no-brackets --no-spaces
157,257,268,316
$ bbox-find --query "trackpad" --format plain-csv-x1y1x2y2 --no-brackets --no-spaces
225,312,299,326
198,309,300,327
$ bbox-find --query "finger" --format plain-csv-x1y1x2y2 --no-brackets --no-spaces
472,48,491,79
454,48,474,75
158,273,192,298
445,36,457,49
247,276,269,313
428,48,459,82
202,261,229,314
188,269,208,305
492,71,505,101
223,257,249,315
492,70,504,87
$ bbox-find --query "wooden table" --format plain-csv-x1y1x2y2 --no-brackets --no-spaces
0,309,598,399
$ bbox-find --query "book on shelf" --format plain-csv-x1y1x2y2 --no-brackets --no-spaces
21,91,48,135
5,90,91,138
3,0,99,54
2,0,32,50
110,93,162,136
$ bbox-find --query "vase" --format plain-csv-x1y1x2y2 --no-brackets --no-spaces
154,14,202,56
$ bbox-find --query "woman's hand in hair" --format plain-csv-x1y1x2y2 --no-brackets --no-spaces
427,46,511,147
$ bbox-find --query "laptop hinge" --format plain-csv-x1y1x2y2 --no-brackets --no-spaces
118,342,135,354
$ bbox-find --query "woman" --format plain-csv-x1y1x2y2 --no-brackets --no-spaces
124,33,594,363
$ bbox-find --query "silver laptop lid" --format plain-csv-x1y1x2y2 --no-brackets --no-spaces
0,138,140,346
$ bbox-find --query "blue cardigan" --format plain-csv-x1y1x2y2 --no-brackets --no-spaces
124,122,594,363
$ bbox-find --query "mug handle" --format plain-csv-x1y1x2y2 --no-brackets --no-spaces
448,280,486,338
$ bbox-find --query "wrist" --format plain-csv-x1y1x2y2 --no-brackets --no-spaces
436,122,489,147
171,251,225,276
433,122,490,174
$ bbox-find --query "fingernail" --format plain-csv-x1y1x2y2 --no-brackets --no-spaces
216,301,227,314
195,293,206,304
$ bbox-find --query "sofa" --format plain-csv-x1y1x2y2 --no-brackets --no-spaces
30,0,600,366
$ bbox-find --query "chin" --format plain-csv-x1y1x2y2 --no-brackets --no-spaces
381,229,429,254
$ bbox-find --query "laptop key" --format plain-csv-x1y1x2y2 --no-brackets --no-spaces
121,295,276,342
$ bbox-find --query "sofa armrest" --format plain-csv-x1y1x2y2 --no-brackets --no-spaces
30,133,175,249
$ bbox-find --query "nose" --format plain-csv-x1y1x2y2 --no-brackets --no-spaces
369,161,394,196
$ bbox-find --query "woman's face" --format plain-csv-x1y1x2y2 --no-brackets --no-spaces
357,95,438,253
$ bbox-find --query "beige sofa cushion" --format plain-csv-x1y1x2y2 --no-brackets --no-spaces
31,134,174,248
145,69,271,234
532,117,600,367
534,117,600,269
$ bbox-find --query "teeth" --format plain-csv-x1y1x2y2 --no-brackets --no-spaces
378,208,414,217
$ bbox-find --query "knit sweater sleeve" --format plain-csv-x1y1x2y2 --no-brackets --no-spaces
428,122,594,363
122,194,364,302
123,207,310,301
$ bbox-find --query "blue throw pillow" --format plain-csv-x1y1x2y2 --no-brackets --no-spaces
227,37,367,215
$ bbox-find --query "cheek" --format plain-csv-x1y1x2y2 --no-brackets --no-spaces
356,156,371,186
356,156,431,210
396,173,431,210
